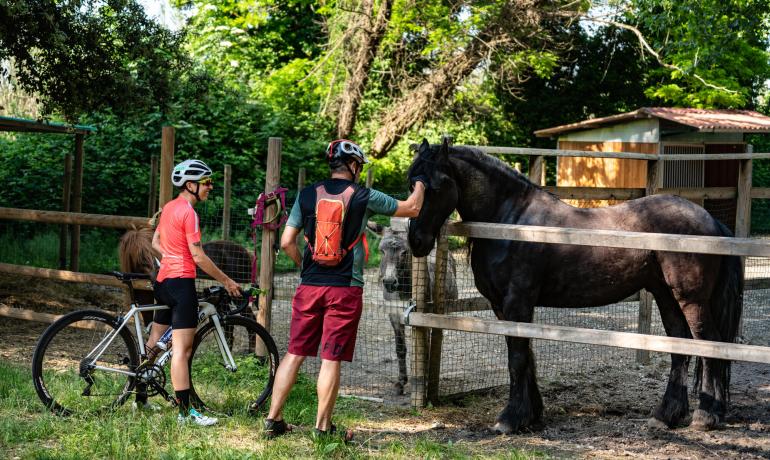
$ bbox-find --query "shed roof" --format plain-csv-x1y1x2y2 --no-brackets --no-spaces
534,107,770,138
0,115,96,135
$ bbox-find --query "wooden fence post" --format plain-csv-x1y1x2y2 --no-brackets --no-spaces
529,156,545,186
222,165,232,240
59,154,72,269
411,254,430,408
637,155,662,364
735,144,753,238
257,138,282,342
427,224,449,404
147,155,159,217
69,134,84,272
158,126,175,210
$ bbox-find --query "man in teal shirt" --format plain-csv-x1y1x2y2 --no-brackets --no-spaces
265,139,426,440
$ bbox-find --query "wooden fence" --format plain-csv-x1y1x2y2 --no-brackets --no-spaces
0,135,284,334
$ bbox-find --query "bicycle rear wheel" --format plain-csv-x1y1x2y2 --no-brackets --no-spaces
31,310,139,415
190,314,278,416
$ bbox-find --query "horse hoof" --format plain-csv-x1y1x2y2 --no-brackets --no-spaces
391,383,405,396
647,418,669,430
690,409,719,431
492,421,513,434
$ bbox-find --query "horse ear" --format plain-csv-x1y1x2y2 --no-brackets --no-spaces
418,138,431,157
438,137,450,160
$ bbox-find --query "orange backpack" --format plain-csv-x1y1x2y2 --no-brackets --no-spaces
307,184,368,267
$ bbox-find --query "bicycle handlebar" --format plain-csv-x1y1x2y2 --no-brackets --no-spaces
200,286,254,316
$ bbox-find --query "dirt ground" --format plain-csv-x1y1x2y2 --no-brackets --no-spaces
2,273,770,459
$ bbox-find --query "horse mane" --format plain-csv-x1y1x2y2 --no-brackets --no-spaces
448,145,538,194
119,227,160,274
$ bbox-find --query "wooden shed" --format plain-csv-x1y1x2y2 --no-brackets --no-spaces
534,107,770,230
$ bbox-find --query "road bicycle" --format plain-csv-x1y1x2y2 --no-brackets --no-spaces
31,271,279,417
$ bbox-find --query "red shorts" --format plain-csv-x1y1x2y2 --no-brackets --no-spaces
288,285,363,362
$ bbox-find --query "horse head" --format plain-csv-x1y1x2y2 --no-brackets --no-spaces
407,138,458,257
377,225,412,301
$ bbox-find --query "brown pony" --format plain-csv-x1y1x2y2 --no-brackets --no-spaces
118,228,256,324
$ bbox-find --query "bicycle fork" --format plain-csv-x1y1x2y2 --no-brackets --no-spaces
199,302,238,372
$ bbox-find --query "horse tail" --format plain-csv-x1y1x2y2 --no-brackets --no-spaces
694,221,744,402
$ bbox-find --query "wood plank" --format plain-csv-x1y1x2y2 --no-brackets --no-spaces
445,222,770,257
751,187,770,199
468,145,770,161
0,306,110,330
222,165,232,240
411,255,430,408
0,207,152,229
159,126,175,209
257,138,282,338
427,226,449,404
0,263,152,290
407,313,770,364
544,187,645,200
735,150,752,238
70,134,84,271
59,154,72,269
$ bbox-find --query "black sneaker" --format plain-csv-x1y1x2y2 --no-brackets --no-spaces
312,423,354,443
264,418,291,439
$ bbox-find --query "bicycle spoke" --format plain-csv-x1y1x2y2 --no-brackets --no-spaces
190,316,277,417
33,311,137,415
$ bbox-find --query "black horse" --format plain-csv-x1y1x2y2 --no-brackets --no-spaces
406,139,743,433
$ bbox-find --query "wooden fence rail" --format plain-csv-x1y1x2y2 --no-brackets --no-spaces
446,222,770,257
407,313,770,364
0,207,152,229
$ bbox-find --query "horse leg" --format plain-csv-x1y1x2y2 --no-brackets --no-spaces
685,311,730,431
679,302,725,430
647,285,692,428
389,312,408,395
493,298,542,434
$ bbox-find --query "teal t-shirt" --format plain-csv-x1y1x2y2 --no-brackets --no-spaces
287,180,398,287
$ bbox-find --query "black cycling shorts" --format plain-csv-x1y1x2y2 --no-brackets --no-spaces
153,278,199,329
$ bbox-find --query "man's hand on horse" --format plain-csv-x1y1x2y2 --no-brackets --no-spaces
410,175,428,190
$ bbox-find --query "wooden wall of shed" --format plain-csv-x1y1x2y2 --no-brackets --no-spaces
557,141,657,207
704,143,743,232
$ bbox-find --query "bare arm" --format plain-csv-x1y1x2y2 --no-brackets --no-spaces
280,226,302,267
393,181,425,218
189,241,241,297
151,228,163,259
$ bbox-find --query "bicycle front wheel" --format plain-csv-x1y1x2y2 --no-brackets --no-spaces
190,314,278,416
31,310,139,416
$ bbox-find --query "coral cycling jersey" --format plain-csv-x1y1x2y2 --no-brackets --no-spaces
156,196,201,282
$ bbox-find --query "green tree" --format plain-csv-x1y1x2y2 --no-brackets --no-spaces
0,0,187,121
624,0,770,108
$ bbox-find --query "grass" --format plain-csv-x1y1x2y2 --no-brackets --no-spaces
0,360,549,459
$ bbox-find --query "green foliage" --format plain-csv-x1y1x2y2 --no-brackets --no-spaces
0,0,188,121
630,0,770,108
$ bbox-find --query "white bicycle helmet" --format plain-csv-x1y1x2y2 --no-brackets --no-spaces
172,159,212,187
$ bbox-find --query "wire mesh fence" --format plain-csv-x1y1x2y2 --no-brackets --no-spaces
1,177,768,407
189,187,770,405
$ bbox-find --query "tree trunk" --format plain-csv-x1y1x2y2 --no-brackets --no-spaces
369,36,487,158
337,0,394,140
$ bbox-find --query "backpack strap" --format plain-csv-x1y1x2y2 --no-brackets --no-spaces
345,232,369,263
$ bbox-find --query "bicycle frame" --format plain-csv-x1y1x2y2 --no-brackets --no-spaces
83,301,239,378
